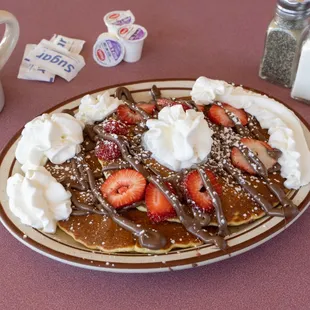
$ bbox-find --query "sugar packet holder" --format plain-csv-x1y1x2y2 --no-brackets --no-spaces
26,40,85,82
50,34,85,54
18,44,55,83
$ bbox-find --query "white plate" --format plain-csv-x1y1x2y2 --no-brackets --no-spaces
0,79,309,273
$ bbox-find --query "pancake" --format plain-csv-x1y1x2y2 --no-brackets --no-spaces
48,91,294,254
58,210,202,254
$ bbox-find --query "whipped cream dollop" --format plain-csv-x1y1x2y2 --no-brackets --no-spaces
191,76,310,189
15,113,83,171
6,166,72,233
191,77,226,104
75,92,123,125
142,105,213,171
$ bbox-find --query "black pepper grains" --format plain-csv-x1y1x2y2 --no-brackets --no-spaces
259,0,310,88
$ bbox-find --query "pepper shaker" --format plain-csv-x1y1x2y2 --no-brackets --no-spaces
259,0,310,88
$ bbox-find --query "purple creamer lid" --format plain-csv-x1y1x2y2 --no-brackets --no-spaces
117,24,148,42
103,10,135,27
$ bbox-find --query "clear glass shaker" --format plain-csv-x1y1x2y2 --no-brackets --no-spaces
259,0,310,88
291,30,310,103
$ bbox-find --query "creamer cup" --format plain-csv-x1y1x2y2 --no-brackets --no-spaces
117,24,148,63
103,10,135,35
93,33,125,67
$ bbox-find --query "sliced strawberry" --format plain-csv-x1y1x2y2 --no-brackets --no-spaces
231,147,256,174
101,119,128,135
183,169,222,212
156,98,191,111
117,103,155,125
145,182,176,223
207,103,248,127
240,138,277,170
138,102,156,115
95,140,121,161
100,169,146,208
196,104,205,112
156,98,176,107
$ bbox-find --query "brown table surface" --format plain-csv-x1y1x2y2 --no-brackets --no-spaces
1,0,310,309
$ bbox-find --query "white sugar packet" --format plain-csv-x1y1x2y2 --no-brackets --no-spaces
18,44,55,82
50,34,85,54
26,39,85,82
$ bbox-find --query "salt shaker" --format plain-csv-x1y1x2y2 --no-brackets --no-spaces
291,30,310,103
259,0,310,88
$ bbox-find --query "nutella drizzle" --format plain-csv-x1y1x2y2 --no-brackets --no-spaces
184,100,199,111
211,102,298,217
115,86,151,122
115,86,136,103
93,128,227,250
238,144,268,177
195,166,229,236
248,117,268,142
75,155,167,250
215,101,251,137
235,143,298,215
58,85,299,252
101,162,132,172
70,189,104,215
150,85,161,101
223,163,297,218
84,124,98,142
62,109,74,116
70,159,89,191
124,100,151,122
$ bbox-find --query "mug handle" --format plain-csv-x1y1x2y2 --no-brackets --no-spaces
0,10,19,72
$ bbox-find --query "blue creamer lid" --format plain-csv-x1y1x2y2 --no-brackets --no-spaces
93,33,125,67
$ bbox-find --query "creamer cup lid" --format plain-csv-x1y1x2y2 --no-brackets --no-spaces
103,10,135,27
93,33,125,67
117,24,148,43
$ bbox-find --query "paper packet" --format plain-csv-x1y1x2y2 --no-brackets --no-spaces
50,34,85,54
26,39,85,82
18,44,55,82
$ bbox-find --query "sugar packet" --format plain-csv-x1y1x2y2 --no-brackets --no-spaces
50,34,85,54
26,39,85,82
18,44,55,82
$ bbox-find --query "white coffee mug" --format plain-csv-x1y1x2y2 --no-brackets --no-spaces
0,10,19,112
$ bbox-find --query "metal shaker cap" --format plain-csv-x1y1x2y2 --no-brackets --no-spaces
277,0,310,19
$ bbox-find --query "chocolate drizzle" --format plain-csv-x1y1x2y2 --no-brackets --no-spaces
238,144,268,177
211,102,298,218
124,100,151,122
215,101,251,137
184,100,199,111
101,162,131,172
150,85,161,101
115,86,151,123
62,109,75,116
70,190,104,215
73,155,167,250
235,143,298,216
248,117,268,141
70,159,89,191
115,86,136,103
56,85,300,252
93,128,227,250
195,166,229,236
224,164,297,218
150,85,198,111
